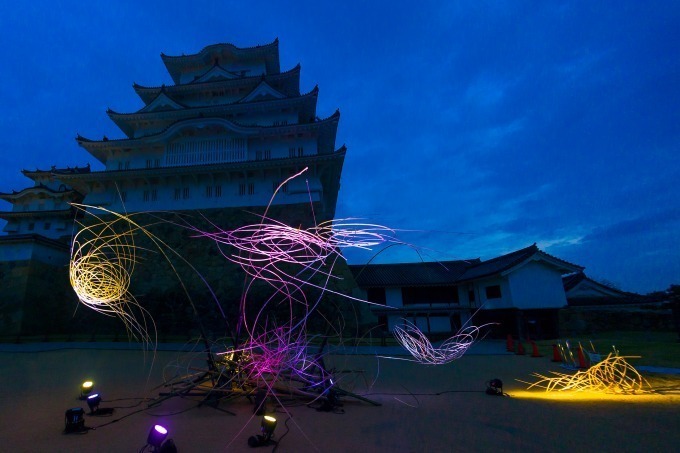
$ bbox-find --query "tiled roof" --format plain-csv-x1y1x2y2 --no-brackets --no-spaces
0,233,70,250
133,64,301,92
349,259,480,287
349,244,584,288
0,183,77,199
23,164,90,175
562,271,587,291
457,244,539,281
76,109,340,145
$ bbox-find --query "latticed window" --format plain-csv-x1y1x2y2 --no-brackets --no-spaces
239,183,246,196
215,185,222,197
272,181,288,193
183,188,190,199
165,138,247,166
143,190,150,202
205,186,213,198
174,188,181,200
151,189,158,201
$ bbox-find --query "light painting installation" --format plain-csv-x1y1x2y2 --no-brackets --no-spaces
390,319,487,365
67,167,487,449
522,351,651,394
69,205,154,344
70,202,225,346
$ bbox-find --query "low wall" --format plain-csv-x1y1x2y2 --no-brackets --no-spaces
559,305,674,336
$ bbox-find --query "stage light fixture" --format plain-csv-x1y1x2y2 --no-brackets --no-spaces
248,415,278,447
147,424,168,449
261,415,277,438
80,380,94,399
86,393,101,413
64,407,86,434
486,378,504,396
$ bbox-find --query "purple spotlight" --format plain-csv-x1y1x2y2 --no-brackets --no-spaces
147,424,168,449
86,393,101,413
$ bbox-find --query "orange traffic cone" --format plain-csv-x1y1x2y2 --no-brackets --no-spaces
506,334,515,352
516,340,525,355
551,344,562,362
577,344,588,368
530,341,543,358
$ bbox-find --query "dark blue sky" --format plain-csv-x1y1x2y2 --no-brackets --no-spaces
0,1,678,293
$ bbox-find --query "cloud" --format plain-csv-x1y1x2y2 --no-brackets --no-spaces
582,208,680,243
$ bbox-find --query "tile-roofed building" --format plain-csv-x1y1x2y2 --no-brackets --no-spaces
349,245,585,338
562,271,634,305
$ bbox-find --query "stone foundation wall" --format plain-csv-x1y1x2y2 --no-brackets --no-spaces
559,305,674,336
3,204,369,338
0,259,78,335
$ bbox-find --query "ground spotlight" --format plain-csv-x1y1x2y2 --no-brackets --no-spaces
80,380,94,399
486,378,504,396
64,407,87,434
145,424,176,452
248,415,277,447
147,424,168,449
86,393,101,413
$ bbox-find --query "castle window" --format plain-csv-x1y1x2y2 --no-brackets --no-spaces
215,185,222,197
239,183,246,196
146,159,152,169
120,191,127,203
124,161,130,170
183,187,190,199
143,190,150,202
174,188,181,200
485,285,502,299
154,158,160,168
256,149,271,161
118,162,123,171
273,181,288,193
248,183,255,195
151,189,158,201
205,186,213,198
297,147,304,157
289,147,296,158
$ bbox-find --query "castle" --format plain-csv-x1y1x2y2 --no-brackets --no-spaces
0,40,353,336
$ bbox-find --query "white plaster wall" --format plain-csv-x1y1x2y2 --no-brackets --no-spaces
507,260,568,309
475,277,512,310
90,175,324,213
